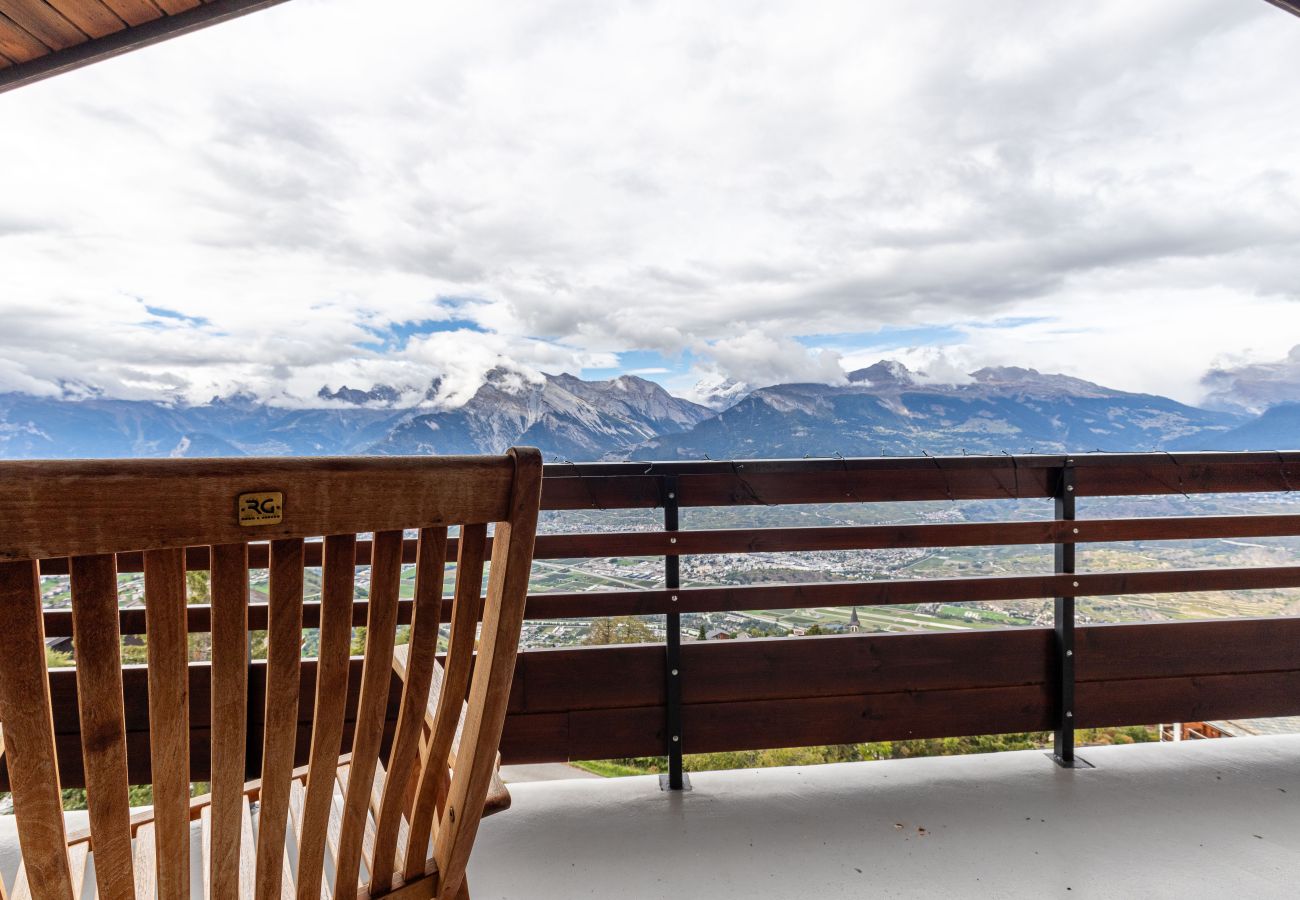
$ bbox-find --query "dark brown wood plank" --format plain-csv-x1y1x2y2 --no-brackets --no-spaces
47,0,126,36
0,12,48,60
1076,617,1300,682
144,547,191,899
0,1,86,49
0,560,74,899
0,454,514,560
254,538,304,898
99,0,161,27
1077,670,1300,727
69,554,135,900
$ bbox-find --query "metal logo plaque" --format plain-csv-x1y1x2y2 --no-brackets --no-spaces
238,491,283,526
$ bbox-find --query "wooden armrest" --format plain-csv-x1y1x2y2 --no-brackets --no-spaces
391,644,510,817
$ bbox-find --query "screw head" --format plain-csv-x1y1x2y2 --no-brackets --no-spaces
671,594,678,602
1072,581,1079,588
1066,711,1073,719
1066,650,1074,657
1066,485,1074,492
667,492,675,499
1072,527,1079,534
672,735,680,742
670,537,677,544
671,668,679,676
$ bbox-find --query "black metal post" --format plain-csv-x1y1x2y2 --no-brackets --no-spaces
661,475,688,790
1051,460,1090,768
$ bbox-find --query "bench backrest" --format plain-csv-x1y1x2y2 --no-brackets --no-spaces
0,449,541,900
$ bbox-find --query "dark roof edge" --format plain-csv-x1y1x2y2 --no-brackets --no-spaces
0,0,293,96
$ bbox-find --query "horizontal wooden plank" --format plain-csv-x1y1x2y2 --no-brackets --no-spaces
40,561,1300,637
0,454,514,561
540,452,1300,506
22,617,1300,777
33,513,1300,576
521,566,1300,618
1077,671,1300,728
1076,617,1300,683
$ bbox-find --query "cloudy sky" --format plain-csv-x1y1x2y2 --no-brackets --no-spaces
2,0,1299,408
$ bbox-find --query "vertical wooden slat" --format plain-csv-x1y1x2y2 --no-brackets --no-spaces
403,525,487,881
255,539,305,900
0,559,75,900
210,543,249,900
369,527,448,894
143,547,190,900
69,553,136,900
433,448,542,899
295,534,356,900
333,529,404,899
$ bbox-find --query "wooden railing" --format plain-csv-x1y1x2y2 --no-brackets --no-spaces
12,451,1300,788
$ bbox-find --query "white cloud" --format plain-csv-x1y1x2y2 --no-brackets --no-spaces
0,0,1298,405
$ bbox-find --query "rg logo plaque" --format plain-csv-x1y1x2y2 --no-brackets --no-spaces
238,491,283,526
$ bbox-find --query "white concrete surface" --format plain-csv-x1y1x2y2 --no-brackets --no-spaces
4,738,1297,897
468,737,1300,899
500,763,601,783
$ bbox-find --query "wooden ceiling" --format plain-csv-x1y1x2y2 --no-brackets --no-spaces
0,1,1297,96
0,0,290,93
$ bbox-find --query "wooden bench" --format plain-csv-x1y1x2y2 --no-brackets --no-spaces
0,449,541,899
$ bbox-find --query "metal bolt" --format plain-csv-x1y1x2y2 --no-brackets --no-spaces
1066,485,1074,492
670,537,677,544
1072,528,1079,534
668,492,675,499
672,735,680,742
671,668,679,676
1072,581,1079,588
1066,650,1073,657
671,594,678,602
448,806,455,822
1066,711,1073,719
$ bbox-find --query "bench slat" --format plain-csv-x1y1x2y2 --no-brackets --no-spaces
70,553,136,900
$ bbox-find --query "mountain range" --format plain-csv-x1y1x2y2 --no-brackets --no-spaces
0,362,1295,461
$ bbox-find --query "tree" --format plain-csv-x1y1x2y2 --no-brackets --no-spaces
585,616,656,645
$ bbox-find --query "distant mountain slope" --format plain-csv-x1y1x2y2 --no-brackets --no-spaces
0,393,245,458
1173,402,1300,451
0,370,713,460
370,370,713,458
1,362,1290,461
625,365,1245,459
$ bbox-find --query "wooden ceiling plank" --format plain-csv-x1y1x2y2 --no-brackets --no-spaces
0,1,88,50
0,0,289,92
0,12,49,60
45,0,126,38
152,0,200,14
100,0,162,27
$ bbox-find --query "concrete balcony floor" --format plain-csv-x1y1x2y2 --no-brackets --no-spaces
469,736,1300,899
